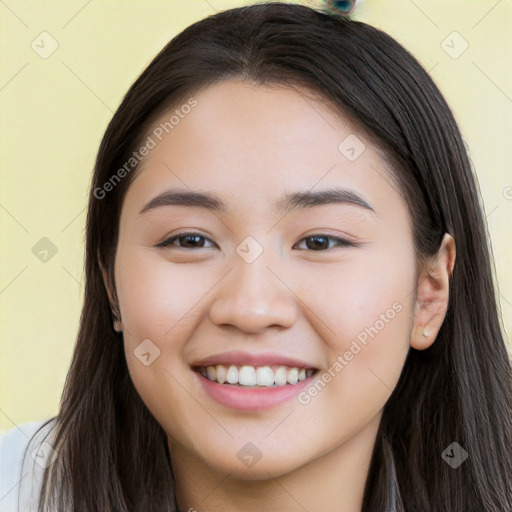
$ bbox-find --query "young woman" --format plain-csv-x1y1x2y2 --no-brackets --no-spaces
1,2,511,511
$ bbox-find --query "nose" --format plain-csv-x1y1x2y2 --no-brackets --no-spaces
209,251,299,334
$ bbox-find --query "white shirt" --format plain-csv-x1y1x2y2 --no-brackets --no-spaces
0,419,56,512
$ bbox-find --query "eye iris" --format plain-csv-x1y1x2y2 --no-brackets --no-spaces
306,235,329,250
181,235,204,248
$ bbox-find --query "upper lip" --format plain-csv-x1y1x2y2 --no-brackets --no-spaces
190,351,317,369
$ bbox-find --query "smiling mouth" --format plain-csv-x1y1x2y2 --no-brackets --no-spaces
194,364,317,388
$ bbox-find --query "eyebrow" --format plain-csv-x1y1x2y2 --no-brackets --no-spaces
138,187,378,216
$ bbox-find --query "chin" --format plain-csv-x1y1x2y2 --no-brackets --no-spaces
200,445,311,481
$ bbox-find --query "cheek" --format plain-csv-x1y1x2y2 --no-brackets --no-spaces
294,289,413,452
115,250,202,442
115,248,214,341
297,245,414,417
304,242,415,348
114,249,220,426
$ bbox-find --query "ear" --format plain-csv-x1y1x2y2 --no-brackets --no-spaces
97,249,123,332
410,233,456,350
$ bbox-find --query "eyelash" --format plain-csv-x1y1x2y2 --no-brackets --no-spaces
156,231,357,251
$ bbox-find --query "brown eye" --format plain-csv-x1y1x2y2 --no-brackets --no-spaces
156,232,356,251
294,235,357,251
157,232,215,249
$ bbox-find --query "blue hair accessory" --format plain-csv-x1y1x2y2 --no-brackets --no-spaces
323,0,360,16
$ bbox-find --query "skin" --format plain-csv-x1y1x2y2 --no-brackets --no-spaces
101,79,455,512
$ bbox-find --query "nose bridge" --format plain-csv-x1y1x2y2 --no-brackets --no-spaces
208,236,298,333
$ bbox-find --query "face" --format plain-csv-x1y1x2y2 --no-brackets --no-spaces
112,79,417,479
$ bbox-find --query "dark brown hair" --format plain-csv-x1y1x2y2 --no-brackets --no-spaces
32,2,512,511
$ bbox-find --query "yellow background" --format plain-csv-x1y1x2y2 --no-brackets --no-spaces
1,0,511,432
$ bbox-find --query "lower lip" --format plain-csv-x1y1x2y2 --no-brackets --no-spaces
195,371,315,411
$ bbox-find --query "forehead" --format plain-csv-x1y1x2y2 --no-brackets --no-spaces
122,79,405,223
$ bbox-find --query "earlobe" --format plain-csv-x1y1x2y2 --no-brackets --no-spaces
410,233,456,350
97,249,123,333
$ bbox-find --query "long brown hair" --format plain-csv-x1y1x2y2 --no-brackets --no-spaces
33,3,512,510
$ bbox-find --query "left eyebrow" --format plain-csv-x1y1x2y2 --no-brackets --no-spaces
138,187,378,217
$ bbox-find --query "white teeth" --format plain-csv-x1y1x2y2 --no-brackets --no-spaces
226,365,238,384
256,366,274,387
287,367,299,385
274,366,287,386
239,365,257,386
199,363,315,387
216,364,227,384
206,366,216,381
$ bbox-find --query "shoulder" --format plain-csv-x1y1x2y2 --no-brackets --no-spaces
0,418,58,512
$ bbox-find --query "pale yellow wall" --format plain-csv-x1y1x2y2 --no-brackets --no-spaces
1,0,510,432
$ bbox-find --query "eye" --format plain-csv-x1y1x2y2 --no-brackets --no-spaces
156,232,356,251
156,232,215,249
294,234,357,251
